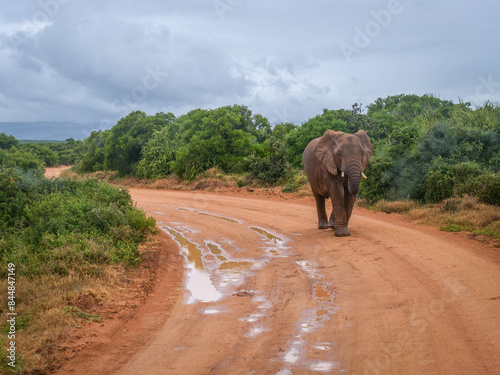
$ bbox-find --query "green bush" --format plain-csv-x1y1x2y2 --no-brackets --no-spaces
472,173,500,206
136,122,180,180
423,162,486,203
245,135,290,184
172,105,264,179
359,155,393,202
0,173,157,278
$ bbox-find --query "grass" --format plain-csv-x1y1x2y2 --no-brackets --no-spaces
358,195,500,244
0,169,158,374
0,268,124,373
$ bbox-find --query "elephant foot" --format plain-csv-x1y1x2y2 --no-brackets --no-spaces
334,228,350,237
318,222,329,230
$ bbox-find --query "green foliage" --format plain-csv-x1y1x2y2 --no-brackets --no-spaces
245,131,291,184
0,148,45,175
136,121,180,180
68,96,499,206
172,105,265,179
281,171,308,193
75,130,109,173
0,132,19,149
359,155,393,202
0,158,157,277
19,143,58,167
359,98,500,205
367,94,454,125
104,111,175,176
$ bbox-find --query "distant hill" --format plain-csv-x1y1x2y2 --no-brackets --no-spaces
0,121,105,140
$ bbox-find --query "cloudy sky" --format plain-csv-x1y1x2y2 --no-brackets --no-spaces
1,0,499,137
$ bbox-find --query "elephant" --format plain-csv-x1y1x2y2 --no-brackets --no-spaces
302,129,373,237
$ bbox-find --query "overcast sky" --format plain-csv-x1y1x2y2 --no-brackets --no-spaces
1,0,499,133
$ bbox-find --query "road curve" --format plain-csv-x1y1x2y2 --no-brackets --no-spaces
56,187,500,374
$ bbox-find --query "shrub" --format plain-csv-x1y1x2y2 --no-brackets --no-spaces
359,155,393,202
0,175,157,278
475,173,500,206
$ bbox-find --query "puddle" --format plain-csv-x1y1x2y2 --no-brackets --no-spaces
249,226,289,257
240,312,265,323
313,343,332,351
309,360,341,372
219,261,254,280
165,227,204,270
245,324,267,339
152,211,169,216
201,307,224,315
196,211,240,223
296,260,320,280
174,206,241,223
240,292,272,340
316,309,328,320
206,242,258,285
249,226,284,244
314,284,333,301
219,261,254,271
284,340,305,364
207,243,227,261
278,260,340,373
163,227,222,304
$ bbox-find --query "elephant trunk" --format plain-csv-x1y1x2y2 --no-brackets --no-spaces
344,163,362,196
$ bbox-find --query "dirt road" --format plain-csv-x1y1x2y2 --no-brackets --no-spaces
52,177,500,374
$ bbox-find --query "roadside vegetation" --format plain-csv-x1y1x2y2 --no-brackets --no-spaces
0,93,499,372
71,96,500,242
0,143,156,373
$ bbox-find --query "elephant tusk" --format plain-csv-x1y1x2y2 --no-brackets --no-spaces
341,171,345,178
362,172,368,179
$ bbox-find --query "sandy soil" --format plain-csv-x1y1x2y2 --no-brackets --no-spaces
47,168,500,375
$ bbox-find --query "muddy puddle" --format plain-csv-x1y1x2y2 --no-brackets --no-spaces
163,204,242,223
249,226,284,244
163,224,277,304
249,226,290,257
164,227,222,304
161,205,342,371
277,260,342,374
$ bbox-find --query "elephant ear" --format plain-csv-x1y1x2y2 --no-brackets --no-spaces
314,130,341,176
355,130,373,168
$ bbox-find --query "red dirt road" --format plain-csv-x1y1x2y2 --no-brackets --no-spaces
50,172,500,374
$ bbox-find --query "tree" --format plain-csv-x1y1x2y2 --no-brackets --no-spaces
75,130,109,173
136,121,180,180
104,111,175,176
171,105,260,179
0,133,19,150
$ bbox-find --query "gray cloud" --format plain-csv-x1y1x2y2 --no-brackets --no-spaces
0,0,499,131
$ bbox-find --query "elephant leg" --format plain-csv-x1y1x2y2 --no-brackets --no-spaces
313,193,329,229
328,205,335,229
330,190,350,237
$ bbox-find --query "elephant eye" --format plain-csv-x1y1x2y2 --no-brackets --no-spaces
337,152,341,157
